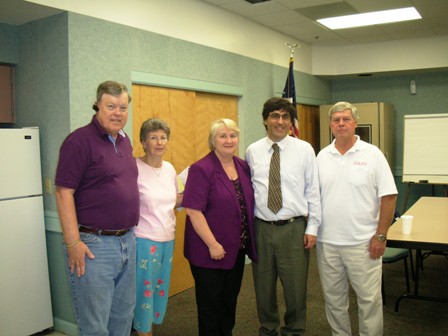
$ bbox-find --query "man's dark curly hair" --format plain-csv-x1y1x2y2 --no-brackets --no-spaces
262,97,297,121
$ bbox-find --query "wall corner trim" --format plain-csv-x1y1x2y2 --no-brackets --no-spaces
131,71,243,96
45,210,62,233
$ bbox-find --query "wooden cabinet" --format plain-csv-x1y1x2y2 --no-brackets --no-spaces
0,64,14,123
319,102,395,169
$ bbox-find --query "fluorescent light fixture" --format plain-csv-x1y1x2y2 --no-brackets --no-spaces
317,7,422,30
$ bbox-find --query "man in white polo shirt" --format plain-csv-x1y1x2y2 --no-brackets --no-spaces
316,101,397,336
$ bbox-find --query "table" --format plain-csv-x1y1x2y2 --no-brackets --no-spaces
387,196,448,312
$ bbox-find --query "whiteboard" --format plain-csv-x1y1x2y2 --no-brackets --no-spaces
402,113,448,184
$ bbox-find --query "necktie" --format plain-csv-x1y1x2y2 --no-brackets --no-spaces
268,143,282,213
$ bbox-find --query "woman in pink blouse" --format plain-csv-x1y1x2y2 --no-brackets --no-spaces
133,119,182,336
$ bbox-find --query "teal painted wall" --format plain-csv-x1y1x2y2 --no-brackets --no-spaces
16,13,70,208
0,23,18,63
330,71,448,211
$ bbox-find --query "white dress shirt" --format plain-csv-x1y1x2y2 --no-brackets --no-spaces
246,135,321,236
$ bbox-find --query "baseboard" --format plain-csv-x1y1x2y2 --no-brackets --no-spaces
53,317,78,336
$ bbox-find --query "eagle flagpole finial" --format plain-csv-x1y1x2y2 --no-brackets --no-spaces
285,42,299,56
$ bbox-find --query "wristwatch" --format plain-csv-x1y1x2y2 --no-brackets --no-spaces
376,234,387,242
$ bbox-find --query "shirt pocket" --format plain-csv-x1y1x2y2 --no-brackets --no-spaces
349,165,369,186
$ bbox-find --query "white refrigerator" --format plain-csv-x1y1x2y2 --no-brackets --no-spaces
0,128,53,335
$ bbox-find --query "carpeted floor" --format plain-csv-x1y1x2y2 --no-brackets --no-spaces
154,249,448,336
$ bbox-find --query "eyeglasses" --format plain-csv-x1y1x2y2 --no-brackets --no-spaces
269,112,291,121
148,136,168,143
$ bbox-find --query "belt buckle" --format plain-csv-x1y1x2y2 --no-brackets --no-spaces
115,229,125,236
267,219,283,225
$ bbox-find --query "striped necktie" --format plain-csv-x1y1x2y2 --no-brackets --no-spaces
268,143,282,213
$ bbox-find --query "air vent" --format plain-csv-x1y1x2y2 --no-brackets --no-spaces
245,0,271,4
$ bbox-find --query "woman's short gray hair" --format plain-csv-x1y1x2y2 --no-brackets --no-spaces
139,118,171,143
208,118,239,151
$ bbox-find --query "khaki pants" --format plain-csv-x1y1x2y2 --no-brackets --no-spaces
316,242,383,336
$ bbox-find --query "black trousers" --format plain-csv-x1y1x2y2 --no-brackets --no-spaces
190,251,246,336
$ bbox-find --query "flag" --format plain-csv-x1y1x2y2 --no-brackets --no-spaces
282,55,299,138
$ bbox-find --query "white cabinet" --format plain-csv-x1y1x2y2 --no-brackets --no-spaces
319,102,395,169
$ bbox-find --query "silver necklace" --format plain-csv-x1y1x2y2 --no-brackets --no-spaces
150,165,162,177
141,157,162,177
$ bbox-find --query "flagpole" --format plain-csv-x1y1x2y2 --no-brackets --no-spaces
283,42,300,138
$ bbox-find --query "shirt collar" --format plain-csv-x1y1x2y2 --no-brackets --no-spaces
266,135,290,151
91,115,126,139
329,135,363,154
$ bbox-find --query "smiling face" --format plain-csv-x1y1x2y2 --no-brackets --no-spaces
95,92,129,137
213,126,239,158
264,109,292,142
142,129,169,159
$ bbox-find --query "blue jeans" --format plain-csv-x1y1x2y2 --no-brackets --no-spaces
64,230,136,336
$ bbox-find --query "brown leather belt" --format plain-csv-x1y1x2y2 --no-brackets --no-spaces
79,226,131,236
256,216,303,226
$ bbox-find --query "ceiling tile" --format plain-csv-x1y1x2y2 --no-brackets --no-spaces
275,0,343,10
346,0,413,12
250,10,308,27
295,2,358,20
217,1,289,17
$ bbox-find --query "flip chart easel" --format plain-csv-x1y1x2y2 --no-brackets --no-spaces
402,113,448,211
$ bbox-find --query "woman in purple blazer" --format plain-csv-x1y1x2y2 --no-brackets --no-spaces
182,118,257,336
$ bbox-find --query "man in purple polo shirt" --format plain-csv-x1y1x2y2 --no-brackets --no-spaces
55,80,139,336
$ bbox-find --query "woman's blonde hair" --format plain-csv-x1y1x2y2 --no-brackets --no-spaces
208,118,240,151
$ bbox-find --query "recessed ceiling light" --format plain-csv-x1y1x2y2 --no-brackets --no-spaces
317,7,421,30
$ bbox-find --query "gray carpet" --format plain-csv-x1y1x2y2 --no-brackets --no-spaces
154,249,448,335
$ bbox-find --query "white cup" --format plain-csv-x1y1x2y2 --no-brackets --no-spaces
401,215,414,235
